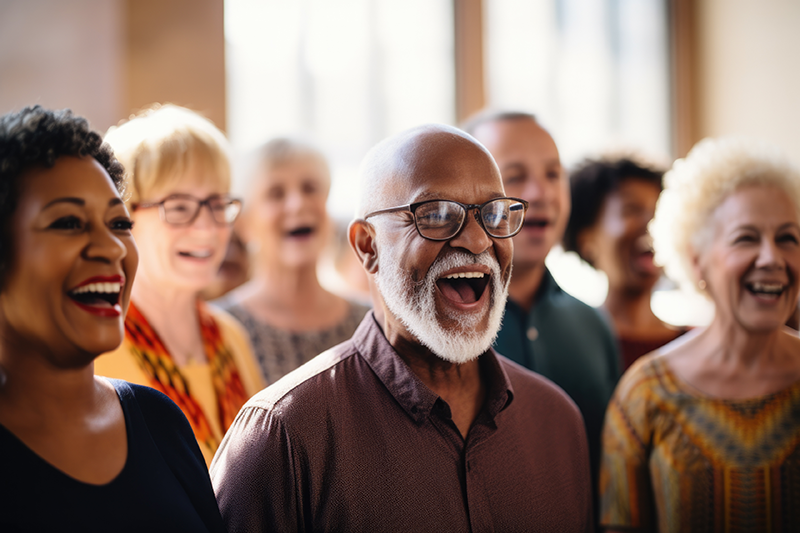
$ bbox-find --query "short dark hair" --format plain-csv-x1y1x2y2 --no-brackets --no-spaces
563,157,663,265
0,105,124,286
460,109,538,136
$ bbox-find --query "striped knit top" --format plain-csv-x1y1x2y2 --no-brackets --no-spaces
600,354,800,532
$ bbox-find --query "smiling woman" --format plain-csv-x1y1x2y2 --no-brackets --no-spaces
0,106,224,531
215,138,369,385
600,138,800,532
93,105,265,466
564,157,686,371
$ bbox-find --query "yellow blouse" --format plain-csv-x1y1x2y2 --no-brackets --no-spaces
95,301,265,465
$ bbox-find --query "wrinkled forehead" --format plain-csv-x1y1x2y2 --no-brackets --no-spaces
380,132,503,206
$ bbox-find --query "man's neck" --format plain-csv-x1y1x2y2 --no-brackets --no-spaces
380,315,486,439
507,261,547,311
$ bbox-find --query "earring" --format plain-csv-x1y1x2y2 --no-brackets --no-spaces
698,279,707,290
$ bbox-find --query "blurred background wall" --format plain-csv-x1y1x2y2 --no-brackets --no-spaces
694,0,800,164
1,0,798,320
0,0,225,132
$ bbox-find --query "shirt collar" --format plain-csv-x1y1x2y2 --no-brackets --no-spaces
507,267,559,316
353,312,514,425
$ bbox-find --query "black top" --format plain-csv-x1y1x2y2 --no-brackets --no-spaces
0,379,225,533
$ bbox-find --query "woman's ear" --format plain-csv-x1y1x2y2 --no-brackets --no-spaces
690,249,706,291
349,219,379,274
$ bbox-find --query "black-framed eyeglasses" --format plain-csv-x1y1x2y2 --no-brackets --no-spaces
134,194,243,226
364,197,529,241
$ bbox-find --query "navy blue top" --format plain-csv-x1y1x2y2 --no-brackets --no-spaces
0,379,224,533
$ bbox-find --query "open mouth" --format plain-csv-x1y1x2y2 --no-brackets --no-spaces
523,218,550,229
436,271,490,305
745,281,786,300
178,250,213,259
68,277,124,317
287,226,315,238
633,250,657,271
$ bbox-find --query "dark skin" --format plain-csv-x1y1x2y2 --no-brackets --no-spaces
0,156,138,484
579,179,677,341
349,126,513,438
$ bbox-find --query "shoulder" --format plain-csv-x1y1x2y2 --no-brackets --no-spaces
107,378,205,458
206,303,250,340
108,378,192,428
612,353,668,407
243,339,358,413
499,355,583,422
211,340,360,476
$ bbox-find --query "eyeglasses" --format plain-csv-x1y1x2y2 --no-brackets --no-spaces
364,197,528,241
134,194,243,226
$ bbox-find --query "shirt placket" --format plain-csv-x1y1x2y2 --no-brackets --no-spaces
463,424,496,533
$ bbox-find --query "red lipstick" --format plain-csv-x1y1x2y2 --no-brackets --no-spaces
71,274,125,290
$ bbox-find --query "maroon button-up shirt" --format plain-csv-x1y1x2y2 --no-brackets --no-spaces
211,312,593,532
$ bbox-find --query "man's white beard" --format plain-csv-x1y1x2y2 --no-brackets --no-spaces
374,247,509,364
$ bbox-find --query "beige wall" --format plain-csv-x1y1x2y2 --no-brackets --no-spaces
125,0,226,130
0,0,124,132
0,0,225,133
696,0,800,163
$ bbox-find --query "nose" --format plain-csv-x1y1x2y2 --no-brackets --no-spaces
84,224,128,263
756,238,784,269
448,208,492,255
284,189,306,214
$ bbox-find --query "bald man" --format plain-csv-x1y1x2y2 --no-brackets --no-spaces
210,125,593,532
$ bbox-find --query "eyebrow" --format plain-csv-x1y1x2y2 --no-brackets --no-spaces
42,197,125,209
732,222,800,233
43,197,84,209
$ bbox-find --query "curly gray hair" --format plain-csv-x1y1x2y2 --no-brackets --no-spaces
651,137,800,292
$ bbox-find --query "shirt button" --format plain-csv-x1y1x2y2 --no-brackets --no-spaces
527,327,539,341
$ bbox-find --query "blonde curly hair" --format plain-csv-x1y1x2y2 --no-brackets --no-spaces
651,137,800,292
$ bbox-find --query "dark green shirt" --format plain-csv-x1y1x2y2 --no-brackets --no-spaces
494,269,620,496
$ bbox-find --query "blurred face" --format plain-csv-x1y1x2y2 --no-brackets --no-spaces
471,118,569,269
132,159,232,293
245,157,330,268
370,135,513,363
581,178,662,293
698,184,800,332
0,156,138,366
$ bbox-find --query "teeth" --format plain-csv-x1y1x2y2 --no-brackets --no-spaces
71,282,122,294
750,282,785,294
183,250,212,258
443,272,485,280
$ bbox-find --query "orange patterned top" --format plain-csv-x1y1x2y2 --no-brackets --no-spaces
95,301,264,465
600,354,800,532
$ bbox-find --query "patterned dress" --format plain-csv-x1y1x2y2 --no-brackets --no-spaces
220,300,370,386
600,354,800,532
